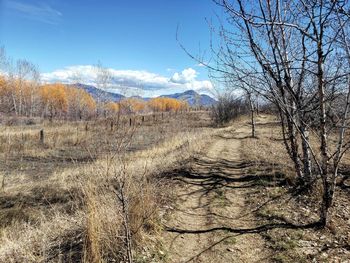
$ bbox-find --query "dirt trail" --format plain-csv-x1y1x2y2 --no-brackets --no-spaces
162,122,270,262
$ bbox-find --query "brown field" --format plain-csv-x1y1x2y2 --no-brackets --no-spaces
0,111,213,262
0,113,349,262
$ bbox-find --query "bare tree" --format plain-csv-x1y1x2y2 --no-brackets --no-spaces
201,0,350,226
95,62,112,116
0,49,40,117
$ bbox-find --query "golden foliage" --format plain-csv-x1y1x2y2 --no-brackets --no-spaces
148,97,188,112
120,98,146,113
0,74,189,118
104,102,120,113
40,84,68,117
65,86,96,116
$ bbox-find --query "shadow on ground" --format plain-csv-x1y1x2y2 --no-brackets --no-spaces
160,149,322,262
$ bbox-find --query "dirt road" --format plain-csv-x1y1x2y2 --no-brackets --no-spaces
162,123,270,262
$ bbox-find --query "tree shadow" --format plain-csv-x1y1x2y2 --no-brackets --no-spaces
165,220,321,235
164,221,321,262
215,134,254,140
337,168,350,190
160,153,322,261
255,121,281,127
163,157,288,191
0,185,80,228
46,229,83,263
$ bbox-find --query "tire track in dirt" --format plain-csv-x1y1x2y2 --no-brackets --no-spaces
162,124,270,262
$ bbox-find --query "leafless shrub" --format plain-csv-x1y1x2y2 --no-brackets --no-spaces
211,93,248,126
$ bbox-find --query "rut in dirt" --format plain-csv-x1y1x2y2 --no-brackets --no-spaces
162,125,271,263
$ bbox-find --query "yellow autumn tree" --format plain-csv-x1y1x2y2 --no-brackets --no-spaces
65,86,96,120
0,77,38,116
148,98,165,112
40,84,68,119
0,76,13,114
104,101,120,117
148,97,188,112
120,98,146,114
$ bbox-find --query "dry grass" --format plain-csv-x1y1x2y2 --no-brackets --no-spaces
0,111,213,262
241,114,350,262
241,115,296,183
5,112,349,262
0,212,84,262
80,127,213,262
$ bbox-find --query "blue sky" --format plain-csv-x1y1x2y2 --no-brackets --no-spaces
0,0,221,96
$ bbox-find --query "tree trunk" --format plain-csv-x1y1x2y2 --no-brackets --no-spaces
248,93,256,137
300,125,312,184
119,187,133,263
317,40,331,227
251,109,255,138
11,93,18,116
286,105,304,181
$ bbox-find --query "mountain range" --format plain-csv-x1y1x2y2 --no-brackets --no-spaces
160,90,216,107
73,83,216,106
74,83,125,102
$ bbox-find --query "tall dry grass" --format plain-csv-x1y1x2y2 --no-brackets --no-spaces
81,128,212,262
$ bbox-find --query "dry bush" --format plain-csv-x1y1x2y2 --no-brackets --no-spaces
81,128,212,262
83,178,122,262
211,94,248,126
82,162,158,262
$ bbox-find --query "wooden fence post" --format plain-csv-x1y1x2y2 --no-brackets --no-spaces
40,129,44,144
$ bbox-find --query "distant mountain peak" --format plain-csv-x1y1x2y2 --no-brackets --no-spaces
71,83,124,102
183,90,197,95
160,90,216,106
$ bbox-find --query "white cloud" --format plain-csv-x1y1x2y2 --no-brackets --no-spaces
170,68,197,84
41,65,213,97
4,0,62,25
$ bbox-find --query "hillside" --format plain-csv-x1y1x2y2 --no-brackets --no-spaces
73,83,125,102
74,84,216,106
160,90,216,106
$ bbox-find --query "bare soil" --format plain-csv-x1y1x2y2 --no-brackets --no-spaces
162,121,271,262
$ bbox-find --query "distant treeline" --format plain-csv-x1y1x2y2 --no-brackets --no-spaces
0,78,189,120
